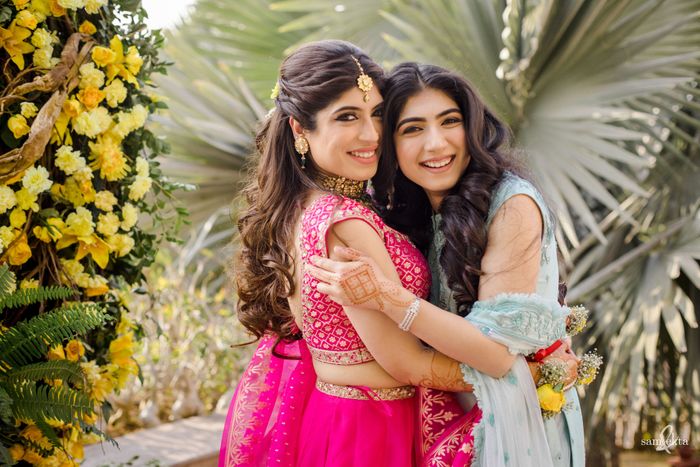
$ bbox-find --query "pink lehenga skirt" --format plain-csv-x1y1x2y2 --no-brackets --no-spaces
219,336,420,467
219,335,477,467
296,381,418,466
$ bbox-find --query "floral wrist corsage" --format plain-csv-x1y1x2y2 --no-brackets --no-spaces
528,305,603,418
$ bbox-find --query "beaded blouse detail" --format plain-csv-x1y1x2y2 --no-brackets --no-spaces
300,194,431,365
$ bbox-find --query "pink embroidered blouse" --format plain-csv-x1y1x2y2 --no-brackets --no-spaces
300,194,431,365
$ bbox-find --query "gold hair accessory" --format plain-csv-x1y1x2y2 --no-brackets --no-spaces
294,135,309,169
270,81,280,100
351,56,373,102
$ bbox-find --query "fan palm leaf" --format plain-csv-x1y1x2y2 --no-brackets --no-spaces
567,94,700,446
382,0,699,247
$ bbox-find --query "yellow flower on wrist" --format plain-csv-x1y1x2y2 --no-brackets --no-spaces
537,384,565,412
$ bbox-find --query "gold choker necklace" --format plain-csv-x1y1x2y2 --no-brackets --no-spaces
315,172,366,200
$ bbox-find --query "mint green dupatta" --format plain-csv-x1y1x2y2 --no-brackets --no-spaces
460,293,568,467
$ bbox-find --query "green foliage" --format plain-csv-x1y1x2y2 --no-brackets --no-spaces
0,286,75,312
5,361,87,388
0,263,107,457
7,383,94,428
0,303,106,370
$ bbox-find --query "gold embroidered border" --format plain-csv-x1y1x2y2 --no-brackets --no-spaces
309,346,375,365
316,381,415,401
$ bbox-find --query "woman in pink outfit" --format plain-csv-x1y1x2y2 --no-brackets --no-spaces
219,41,521,467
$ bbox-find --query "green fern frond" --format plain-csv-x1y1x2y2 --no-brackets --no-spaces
7,382,94,426
0,286,75,312
0,304,106,371
5,361,86,388
0,265,16,299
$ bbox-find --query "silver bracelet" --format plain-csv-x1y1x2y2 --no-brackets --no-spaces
399,297,421,331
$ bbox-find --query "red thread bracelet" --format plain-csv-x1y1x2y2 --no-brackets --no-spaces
527,339,564,362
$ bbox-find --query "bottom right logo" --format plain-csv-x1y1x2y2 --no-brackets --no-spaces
641,425,690,454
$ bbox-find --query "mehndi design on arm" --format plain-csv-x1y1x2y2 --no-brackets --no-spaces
338,262,414,311
416,349,473,392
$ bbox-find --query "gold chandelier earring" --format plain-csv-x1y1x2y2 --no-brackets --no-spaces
294,135,309,169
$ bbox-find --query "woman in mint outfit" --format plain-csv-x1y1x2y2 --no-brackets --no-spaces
308,62,585,466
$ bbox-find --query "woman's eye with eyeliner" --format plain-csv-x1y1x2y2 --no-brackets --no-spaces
443,117,462,125
372,109,383,118
336,113,358,121
402,126,421,135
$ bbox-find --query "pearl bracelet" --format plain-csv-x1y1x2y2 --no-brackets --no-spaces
399,297,421,331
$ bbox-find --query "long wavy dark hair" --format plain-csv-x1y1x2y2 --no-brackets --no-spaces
235,40,384,343
374,63,525,316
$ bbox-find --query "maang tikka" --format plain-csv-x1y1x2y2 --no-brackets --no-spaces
351,56,373,102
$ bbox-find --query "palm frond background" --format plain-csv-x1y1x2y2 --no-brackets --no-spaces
152,0,700,460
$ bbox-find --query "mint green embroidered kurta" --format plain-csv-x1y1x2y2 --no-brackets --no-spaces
428,173,585,467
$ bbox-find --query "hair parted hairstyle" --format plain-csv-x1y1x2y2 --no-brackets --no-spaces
235,40,385,344
373,62,526,316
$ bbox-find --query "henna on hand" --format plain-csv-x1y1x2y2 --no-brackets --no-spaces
337,262,414,312
415,349,473,392
338,262,385,309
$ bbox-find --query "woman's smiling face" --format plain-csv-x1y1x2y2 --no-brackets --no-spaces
296,85,384,181
394,88,470,210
